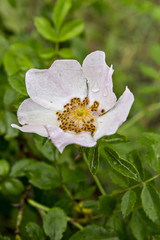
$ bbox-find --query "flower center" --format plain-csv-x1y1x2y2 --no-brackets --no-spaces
76,107,85,116
56,97,105,135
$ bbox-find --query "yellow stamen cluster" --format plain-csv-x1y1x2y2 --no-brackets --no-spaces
56,97,105,135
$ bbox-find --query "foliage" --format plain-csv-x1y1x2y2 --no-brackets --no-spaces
0,0,160,239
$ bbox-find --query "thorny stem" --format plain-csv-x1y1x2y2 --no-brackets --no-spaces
81,148,106,195
15,199,24,240
27,198,83,230
111,173,160,197
119,102,160,132
15,185,31,240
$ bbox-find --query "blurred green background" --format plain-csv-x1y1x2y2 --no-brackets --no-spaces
0,0,160,239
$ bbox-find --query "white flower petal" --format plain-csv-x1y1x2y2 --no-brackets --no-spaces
11,124,48,137
26,60,87,111
17,98,57,126
93,87,134,141
82,51,117,110
45,125,97,153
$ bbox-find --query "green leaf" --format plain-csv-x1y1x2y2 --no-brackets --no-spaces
99,133,128,144
3,50,20,75
88,146,99,174
38,48,55,59
152,236,160,240
121,190,136,217
59,48,74,58
106,214,126,239
13,95,27,109
82,200,98,211
1,178,24,195
140,132,160,172
0,111,6,135
0,159,10,178
34,17,57,42
0,36,9,66
55,199,72,214
103,147,140,181
43,208,67,240
109,169,129,188
7,0,16,7
0,235,11,240
130,209,148,240
8,72,28,95
128,151,144,180
34,135,55,162
59,20,84,42
141,184,160,222
3,49,33,76
75,183,96,199
5,111,19,139
25,162,59,189
99,195,116,218
71,37,88,63
152,6,160,21
150,44,160,66
69,225,108,240
139,64,158,79
3,88,19,107
53,0,72,30
10,158,35,177
26,222,45,240
139,85,160,95
61,163,86,183
130,209,159,240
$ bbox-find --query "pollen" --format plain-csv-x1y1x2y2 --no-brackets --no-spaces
56,97,105,135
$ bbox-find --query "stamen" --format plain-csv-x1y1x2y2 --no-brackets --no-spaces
101,109,105,113
56,97,104,135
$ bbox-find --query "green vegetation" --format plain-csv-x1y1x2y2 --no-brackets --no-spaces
0,0,160,239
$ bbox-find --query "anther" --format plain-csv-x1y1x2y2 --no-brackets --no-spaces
101,109,105,113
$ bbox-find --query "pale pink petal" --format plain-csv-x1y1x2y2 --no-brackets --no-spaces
26,60,87,111
93,87,134,141
45,125,97,153
11,124,48,137
17,98,58,126
82,51,117,111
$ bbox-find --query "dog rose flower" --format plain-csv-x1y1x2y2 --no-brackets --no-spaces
11,51,134,153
